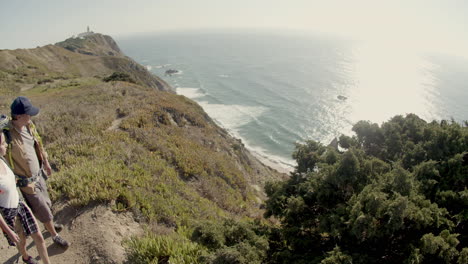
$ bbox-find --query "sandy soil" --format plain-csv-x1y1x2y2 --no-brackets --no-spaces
0,203,143,264
250,151,294,175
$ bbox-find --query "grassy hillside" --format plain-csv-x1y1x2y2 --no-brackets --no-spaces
0,34,285,263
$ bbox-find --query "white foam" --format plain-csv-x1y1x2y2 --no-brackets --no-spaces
176,87,205,99
198,102,267,129
145,65,152,71
218,74,230,78
242,140,295,173
176,87,293,173
268,133,281,145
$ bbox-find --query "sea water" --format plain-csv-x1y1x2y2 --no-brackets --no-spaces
117,30,468,171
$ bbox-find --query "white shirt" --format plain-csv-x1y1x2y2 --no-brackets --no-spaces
0,159,19,208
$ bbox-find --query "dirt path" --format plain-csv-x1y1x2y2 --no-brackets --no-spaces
0,203,143,264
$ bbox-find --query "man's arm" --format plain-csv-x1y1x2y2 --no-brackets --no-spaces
43,159,52,176
30,122,52,176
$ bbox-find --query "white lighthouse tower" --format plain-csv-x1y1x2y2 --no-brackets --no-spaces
77,26,94,38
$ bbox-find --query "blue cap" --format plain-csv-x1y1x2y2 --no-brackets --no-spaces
11,96,40,116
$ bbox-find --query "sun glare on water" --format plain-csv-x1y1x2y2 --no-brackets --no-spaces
348,41,440,124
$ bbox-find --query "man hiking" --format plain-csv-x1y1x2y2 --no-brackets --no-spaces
0,116,51,263
4,96,69,248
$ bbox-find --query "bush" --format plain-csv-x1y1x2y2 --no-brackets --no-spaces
191,222,226,250
125,234,206,264
103,72,136,83
191,219,269,264
212,246,247,264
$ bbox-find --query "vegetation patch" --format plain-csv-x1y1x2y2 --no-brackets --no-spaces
125,233,206,264
103,72,136,84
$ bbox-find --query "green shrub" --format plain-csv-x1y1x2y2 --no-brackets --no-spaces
212,246,246,264
191,219,269,264
191,222,226,250
125,234,206,264
103,72,136,83
320,247,352,264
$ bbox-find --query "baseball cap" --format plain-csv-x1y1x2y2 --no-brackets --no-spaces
10,96,40,116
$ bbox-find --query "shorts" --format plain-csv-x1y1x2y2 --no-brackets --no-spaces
0,201,39,246
21,174,53,223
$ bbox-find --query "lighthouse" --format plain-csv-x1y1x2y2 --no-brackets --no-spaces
77,26,94,38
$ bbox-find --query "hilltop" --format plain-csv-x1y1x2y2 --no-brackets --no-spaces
0,33,286,263
0,33,172,94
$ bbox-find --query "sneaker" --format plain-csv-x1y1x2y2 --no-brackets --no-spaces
54,223,64,232
22,256,38,264
53,235,70,247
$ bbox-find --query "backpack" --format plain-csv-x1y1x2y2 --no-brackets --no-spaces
0,114,14,169
0,115,46,172
0,114,9,132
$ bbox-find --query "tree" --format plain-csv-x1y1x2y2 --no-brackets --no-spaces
265,114,467,263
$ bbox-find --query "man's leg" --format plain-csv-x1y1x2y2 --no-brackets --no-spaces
43,220,58,237
30,232,50,264
22,178,70,247
43,220,69,247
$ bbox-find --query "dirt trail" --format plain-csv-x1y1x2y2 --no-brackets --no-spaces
0,203,143,264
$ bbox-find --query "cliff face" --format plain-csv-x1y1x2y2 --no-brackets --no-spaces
0,33,172,93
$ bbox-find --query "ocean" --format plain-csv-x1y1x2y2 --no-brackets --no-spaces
117,30,468,171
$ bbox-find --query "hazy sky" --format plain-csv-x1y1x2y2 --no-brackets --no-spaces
1,0,467,56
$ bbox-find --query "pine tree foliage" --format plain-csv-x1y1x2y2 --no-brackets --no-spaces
265,114,467,263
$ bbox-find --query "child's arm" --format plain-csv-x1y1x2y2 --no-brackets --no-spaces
0,214,19,244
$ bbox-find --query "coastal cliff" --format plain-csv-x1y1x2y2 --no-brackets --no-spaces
0,33,285,263
0,33,172,93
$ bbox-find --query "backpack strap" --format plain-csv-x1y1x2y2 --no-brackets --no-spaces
2,127,15,170
2,127,11,144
